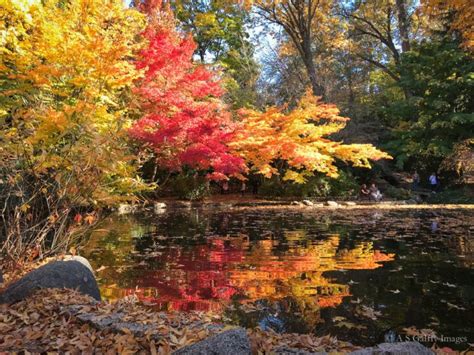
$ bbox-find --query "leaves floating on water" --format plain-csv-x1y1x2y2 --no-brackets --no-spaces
403,326,437,338
335,321,367,330
355,305,382,320
446,302,466,311
443,282,457,288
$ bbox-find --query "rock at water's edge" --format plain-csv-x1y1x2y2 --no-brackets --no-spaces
325,201,339,207
0,258,101,304
349,341,433,355
154,202,167,214
118,203,136,214
275,347,325,354
173,328,251,355
274,341,433,355
63,255,94,273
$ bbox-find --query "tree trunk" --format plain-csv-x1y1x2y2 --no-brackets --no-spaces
347,67,356,117
395,0,412,99
305,56,324,97
198,47,206,63
301,36,325,98
395,0,411,53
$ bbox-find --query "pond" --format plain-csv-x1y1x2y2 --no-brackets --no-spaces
82,207,474,349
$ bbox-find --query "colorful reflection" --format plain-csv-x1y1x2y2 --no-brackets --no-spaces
82,209,474,348
85,217,394,313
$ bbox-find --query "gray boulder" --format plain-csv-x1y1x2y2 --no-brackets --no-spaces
302,200,314,206
63,255,94,272
0,257,101,304
275,347,326,354
325,201,339,207
173,328,251,355
273,342,432,355
118,203,136,214
349,342,433,355
154,202,167,214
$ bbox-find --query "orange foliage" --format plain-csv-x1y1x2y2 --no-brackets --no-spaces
422,0,474,50
231,91,391,183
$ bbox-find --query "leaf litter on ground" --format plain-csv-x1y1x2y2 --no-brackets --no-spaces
0,288,362,354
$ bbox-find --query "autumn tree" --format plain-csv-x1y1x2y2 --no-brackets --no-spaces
340,0,419,83
253,0,335,97
422,0,474,50
130,4,247,181
0,0,149,259
230,90,391,183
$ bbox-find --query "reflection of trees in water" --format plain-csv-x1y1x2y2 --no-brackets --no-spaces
83,215,152,268
447,235,474,268
85,222,394,316
230,233,393,309
82,208,473,330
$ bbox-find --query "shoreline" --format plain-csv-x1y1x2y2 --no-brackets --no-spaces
135,198,474,212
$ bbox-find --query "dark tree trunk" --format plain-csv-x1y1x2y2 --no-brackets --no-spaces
256,0,325,98
303,51,324,97
395,0,411,53
301,35,325,97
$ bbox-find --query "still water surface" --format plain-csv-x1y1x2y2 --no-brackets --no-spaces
83,207,473,347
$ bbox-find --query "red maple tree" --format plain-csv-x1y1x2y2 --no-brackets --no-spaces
130,3,246,180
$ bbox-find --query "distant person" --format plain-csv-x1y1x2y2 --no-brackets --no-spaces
412,171,420,190
360,184,370,200
240,181,246,196
429,173,438,193
222,180,229,195
249,174,260,195
369,183,383,202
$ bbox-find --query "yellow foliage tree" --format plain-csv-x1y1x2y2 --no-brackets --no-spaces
230,91,391,183
0,0,149,259
0,0,148,205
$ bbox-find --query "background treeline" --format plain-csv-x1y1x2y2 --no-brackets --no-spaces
170,0,473,183
145,0,473,200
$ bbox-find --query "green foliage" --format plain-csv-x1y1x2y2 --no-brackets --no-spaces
169,174,209,200
426,186,474,204
175,0,248,62
384,186,412,200
175,0,259,108
383,38,474,172
307,171,360,199
186,184,210,201
258,170,359,199
221,46,260,109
